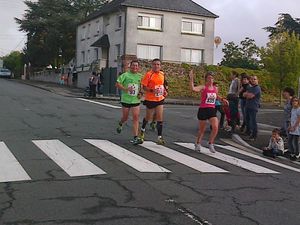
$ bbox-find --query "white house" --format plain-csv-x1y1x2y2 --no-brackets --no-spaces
76,0,218,70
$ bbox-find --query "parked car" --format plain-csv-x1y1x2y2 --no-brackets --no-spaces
0,68,12,78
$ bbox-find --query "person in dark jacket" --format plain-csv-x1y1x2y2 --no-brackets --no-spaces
239,73,250,132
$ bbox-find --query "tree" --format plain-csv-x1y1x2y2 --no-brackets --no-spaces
261,32,300,102
264,13,300,38
2,51,25,77
15,0,107,68
220,38,260,70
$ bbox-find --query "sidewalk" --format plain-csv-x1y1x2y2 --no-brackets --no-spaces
15,79,283,151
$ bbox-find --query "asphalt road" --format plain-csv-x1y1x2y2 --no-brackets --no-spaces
0,78,300,225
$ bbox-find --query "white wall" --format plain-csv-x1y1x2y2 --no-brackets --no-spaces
125,7,216,65
76,7,216,67
76,11,126,68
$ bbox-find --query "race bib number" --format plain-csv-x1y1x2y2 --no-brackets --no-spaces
154,85,164,97
127,84,139,96
205,93,217,104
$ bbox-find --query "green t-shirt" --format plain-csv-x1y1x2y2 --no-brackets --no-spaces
117,71,142,104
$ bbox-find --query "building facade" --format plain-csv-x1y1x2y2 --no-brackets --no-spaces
76,0,218,70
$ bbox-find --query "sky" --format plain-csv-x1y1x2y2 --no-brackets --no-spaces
0,0,299,64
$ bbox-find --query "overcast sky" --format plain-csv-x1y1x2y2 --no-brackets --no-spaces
0,0,299,64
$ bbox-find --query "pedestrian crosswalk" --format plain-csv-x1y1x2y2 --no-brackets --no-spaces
32,139,106,176
0,142,31,183
175,142,279,174
85,139,170,173
0,139,299,183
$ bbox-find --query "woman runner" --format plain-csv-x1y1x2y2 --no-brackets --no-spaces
189,70,227,153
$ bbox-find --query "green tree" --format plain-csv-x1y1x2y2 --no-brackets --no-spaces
220,38,260,70
15,0,107,68
264,13,300,38
261,32,300,102
2,51,25,77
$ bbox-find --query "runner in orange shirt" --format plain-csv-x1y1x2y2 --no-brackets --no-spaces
140,58,167,145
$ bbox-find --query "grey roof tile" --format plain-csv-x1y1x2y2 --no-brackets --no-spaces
81,0,217,24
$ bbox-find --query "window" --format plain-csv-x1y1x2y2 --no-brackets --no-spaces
81,26,86,40
138,13,162,30
95,20,100,36
87,50,90,63
104,16,110,26
81,51,85,64
181,49,203,64
137,44,161,60
181,18,204,35
87,24,91,39
115,44,121,58
116,15,122,29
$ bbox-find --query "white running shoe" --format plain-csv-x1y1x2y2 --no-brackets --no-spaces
208,143,216,153
194,143,201,152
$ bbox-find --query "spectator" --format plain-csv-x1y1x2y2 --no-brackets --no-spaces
243,75,261,141
262,128,284,158
97,69,104,96
72,67,78,86
214,82,225,129
281,87,295,137
89,71,98,98
227,93,240,133
288,97,300,161
239,73,250,132
228,70,240,96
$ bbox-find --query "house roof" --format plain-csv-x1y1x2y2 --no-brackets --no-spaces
81,0,218,24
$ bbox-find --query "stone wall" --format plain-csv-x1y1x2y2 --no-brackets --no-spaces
29,58,208,98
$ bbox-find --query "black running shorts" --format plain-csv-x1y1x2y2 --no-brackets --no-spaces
197,107,217,120
121,102,140,108
143,99,164,109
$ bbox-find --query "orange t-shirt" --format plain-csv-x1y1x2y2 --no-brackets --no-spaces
141,70,165,102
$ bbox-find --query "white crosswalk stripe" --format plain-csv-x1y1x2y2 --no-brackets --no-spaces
141,141,228,173
32,139,106,177
175,142,279,174
0,142,31,182
216,145,300,173
84,139,171,173
2,139,300,183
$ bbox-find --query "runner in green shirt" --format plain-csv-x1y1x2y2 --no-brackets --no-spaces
115,60,143,145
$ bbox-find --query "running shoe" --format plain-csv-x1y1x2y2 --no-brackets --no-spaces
130,137,143,145
194,143,201,152
140,128,145,140
157,136,165,145
150,121,156,131
290,154,296,161
208,143,216,153
116,122,122,133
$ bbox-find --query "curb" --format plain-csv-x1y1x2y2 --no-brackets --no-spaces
231,133,262,153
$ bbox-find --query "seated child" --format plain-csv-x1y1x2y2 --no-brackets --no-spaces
262,128,284,158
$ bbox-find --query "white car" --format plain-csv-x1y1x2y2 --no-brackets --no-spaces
0,68,12,78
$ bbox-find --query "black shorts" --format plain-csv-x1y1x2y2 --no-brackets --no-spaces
197,107,217,120
143,100,164,109
121,102,140,108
